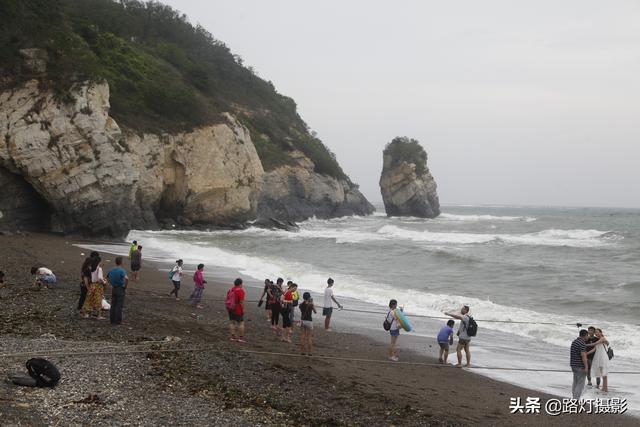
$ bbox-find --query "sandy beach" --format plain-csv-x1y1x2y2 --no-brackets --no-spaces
0,232,635,426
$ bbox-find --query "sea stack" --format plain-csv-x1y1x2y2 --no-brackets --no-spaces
379,137,440,218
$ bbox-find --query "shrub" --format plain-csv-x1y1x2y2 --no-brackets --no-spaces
383,136,428,176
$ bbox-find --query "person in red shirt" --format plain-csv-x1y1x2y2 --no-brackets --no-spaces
280,283,296,343
227,278,246,342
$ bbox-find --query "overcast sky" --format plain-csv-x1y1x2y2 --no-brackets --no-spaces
164,0,640,208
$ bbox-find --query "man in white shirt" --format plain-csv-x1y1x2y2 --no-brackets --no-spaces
31,266,56,289
322,278,342,331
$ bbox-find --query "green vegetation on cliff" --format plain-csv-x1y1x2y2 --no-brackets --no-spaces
0,0,346,179
383,137,428,176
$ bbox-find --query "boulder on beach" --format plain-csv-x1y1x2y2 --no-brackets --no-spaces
379,137,440,218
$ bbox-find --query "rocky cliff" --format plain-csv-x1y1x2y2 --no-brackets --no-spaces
258,151,374,221
379,137,440,218
0,79,372,235
0,80,264,235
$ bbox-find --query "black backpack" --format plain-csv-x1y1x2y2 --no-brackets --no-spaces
26,358,60,388
383,311,392,331
465,316,478,337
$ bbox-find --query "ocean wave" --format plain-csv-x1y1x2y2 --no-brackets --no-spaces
113,231,639,360
377,225,621,248
439,213,537,222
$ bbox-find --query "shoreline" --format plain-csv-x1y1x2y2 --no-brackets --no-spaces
0,232,634,426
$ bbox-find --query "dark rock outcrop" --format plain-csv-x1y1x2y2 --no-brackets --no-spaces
379,137,440,218
258,151,374,222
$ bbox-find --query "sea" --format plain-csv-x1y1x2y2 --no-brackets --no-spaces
88,204,640,415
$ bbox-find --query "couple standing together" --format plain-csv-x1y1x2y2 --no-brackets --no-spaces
570,327,611,399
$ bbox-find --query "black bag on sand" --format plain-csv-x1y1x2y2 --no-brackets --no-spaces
26,358,60,388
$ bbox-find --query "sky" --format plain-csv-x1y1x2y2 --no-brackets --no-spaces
163,0,640,208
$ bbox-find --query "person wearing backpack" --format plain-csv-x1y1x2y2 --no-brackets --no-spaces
226,278,246,342
385,299,401,361
168,259,183,300
268,278,284,331
445,305,475,368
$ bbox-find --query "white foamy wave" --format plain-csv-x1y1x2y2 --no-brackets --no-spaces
377,225,620,248
102,231,639,360
439,213,537,222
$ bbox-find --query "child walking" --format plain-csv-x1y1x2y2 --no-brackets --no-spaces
188,264,206,308
437,320,455,364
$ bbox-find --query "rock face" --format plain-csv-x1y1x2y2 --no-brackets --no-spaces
0,79,372,235
379,138,440,218
258,151,374,221
0,80,264,235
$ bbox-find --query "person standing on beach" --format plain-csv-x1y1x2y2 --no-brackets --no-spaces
585,326,600,387
291,283,300,326
445,305,472,368
79,251,99,310
437,320,455,364
188,264,206,309
128,240,137,259
299,292,316,355
386,299,401,361
268,278,284,331
31,266,56,289
323,278,342,331
130,245,142,281
258,279,272,321
81,256,107,320
0,270,5,288
106,256,129,325
587,328,610,392
226,278,245,342
570,329,589,399
280,282,295,343
168,259,183,300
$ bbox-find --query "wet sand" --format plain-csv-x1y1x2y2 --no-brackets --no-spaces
0,232,634,426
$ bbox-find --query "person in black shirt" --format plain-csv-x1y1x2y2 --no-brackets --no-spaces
298,292,316,355
570,329,589,399
585,326,600,387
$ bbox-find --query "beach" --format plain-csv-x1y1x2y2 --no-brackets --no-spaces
0,232,635,426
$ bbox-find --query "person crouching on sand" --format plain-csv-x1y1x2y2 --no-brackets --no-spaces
31,266,56,289
299,292,316,355
386,299,401,361
188,264,206,309
445,305,472,368
226,278,246,342
437,319,455,364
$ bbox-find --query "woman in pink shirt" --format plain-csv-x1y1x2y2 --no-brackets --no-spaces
188,264,206,309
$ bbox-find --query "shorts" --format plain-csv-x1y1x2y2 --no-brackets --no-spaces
458,338,471,346
322,307,333,317
390,329,400,337
130,263,140,272
438,342,450,351
38,274,56,285
301,320,313,330
172,280,180,290
228,311,244,322
265,301,271,310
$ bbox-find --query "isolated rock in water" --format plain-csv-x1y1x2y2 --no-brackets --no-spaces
252,217,299,232
379,137,440,218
